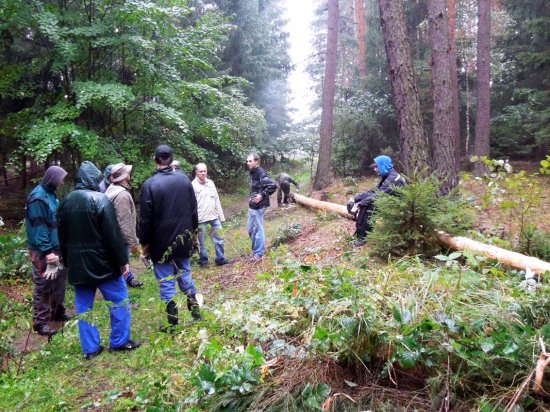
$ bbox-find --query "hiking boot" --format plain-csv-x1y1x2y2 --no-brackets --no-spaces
166,300,179,326
33,324,58,336
187,295,203,322
128,278,144,288
215,258,234,266
354,239,366,247
53,313,72,322
85,345,104,360
109,339,141,352
199,261,209,268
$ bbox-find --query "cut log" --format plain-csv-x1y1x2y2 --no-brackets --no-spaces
292,193,349,217
291,192,550,275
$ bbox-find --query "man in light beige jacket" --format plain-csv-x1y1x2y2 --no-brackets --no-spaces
191,163,230,267
106,163,143,287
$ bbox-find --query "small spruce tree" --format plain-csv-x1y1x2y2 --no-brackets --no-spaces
367,176,473,257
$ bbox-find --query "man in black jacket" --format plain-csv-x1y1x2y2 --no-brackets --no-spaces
347,155,406,246
139,145,202,326
247,153,276,260
58,161,139,360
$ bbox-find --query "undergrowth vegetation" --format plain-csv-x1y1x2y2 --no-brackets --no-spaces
1,169,549,411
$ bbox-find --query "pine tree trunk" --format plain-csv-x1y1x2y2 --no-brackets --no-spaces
447,0,461,167
377,0,430,175
354,0,367,88
428,0,459,194
314,0,339,190
473,0,491,176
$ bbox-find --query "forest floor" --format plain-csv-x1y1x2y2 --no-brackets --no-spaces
1,164,549,411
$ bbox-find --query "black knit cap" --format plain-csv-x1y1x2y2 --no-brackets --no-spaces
154,145,172,158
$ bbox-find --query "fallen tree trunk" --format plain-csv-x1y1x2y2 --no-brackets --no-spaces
291,193,550,275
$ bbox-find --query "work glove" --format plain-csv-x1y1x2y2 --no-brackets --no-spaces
44,256,63,280
346,198,355,214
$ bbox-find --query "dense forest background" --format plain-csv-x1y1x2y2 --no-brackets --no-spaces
0,0,548,188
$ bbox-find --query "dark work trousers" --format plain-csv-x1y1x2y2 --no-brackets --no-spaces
355,203,375,240
276,180,291,205
29,249,68,327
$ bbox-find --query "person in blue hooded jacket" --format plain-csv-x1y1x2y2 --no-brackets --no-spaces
347,155,405,246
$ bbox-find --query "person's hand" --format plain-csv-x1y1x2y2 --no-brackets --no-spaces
252,194,263,204
44,254,60,280
192,234,200,255
45,253,59,264
120,264,129,276
130,244,139,255
346,199,355,214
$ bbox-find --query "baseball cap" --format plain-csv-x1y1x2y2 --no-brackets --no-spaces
154,145,173,158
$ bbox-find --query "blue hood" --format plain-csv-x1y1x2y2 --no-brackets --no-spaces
374,155,393,177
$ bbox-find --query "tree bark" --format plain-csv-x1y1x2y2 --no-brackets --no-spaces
314,0,339,190
473,0,491,176
354,0,367,88
446,0,461,167
428,0,459,194
291,193,550,275
377,0,430,175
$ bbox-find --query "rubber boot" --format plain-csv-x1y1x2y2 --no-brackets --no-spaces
161,300,178,332
187,294,203,322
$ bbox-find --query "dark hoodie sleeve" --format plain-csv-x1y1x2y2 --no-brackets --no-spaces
261,172,276,197
355,188,377,206
139,180,153,246
26,198,53,253
378,169,404,195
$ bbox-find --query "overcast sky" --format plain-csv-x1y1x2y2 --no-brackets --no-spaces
283,0,316,123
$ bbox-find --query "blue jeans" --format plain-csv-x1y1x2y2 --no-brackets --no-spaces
247,208,266,257
153,258,197,302
74,276,131,354
198,219,226,265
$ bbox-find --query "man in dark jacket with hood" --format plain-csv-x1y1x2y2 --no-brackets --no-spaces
139,145,202,327
247,153,276,260
25,165,69,336
58,161,139,359
348,155,406,246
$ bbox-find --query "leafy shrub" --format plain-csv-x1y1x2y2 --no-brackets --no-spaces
367,176,474,257
191,342,265,410
0,224,30,279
